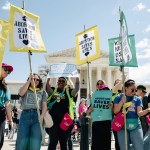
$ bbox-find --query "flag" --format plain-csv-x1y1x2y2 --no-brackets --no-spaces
9,5,46,52
108,35,138,67
121,11,132,64
75,26,100,65
0,19,9,73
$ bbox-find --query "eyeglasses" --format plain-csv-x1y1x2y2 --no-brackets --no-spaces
58,79,65,83
2,67,11,74
34,78,40,82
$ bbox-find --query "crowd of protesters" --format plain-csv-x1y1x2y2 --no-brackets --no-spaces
1,63,150,150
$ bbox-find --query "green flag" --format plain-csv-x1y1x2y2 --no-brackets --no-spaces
108,35,138,67
121,11,133,64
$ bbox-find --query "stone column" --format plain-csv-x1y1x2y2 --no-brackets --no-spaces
107,68,112,88
97,67,102,81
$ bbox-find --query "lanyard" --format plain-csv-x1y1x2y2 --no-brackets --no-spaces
48,89,65,110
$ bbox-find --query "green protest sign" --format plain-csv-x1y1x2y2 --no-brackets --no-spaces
91,90,112,122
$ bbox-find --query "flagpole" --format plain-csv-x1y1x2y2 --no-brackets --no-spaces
22,1,45,144
83,25,91,101
119,7,128,150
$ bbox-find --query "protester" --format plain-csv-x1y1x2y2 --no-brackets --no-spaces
46,77,79,150
113,79,150,150
16,107,22,128
136,85,149,136
0,63,13,149
112,79,123,150
12,106,18,132
86,82,113,150
78,98,88,119
15,73,47,150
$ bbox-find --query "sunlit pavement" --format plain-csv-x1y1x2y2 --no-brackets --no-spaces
2,132,115,150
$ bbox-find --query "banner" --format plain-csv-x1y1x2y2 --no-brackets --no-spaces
49,63,79,78
0,19,9,73
121,11,132,64
9,5,46,52
75,26,100,65
91,90,112,122
108,35,138,67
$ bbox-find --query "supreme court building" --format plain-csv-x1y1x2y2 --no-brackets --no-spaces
38,47,123,99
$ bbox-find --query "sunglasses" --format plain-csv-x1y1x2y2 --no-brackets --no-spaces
34,78,40,81
58,79,65,83
3,67,11,74
131,89,136,93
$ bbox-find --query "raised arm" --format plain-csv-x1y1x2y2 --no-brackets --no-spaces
71,77,80,97
18,73,32,96
46,78,53,95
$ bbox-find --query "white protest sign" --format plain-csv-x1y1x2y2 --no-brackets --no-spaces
49,63,79,78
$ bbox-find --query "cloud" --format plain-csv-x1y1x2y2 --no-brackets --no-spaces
2,1,10,10
147,9,150,12
129,64,150,84
133,3,146,11
145,25,150,32
136,38,150,49
136,49,150,59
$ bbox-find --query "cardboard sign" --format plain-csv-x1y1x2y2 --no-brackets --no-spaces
75,26,100,65
49,63,79,78
91,90,112,122
0,19,9,73
9,5,46,53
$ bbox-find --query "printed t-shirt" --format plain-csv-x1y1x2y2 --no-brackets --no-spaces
20,89,47,110
114,94,142,118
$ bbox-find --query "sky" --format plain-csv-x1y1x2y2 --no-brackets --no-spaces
0,0,150,84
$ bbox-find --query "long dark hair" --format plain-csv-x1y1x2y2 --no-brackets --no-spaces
0,79,7,93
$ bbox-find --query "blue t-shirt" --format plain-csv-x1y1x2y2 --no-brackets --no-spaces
114,94,142,118
0,88,10,107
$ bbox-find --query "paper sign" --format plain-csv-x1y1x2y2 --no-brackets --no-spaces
0,19,9,74
91,90,112,122
9,5,46,52
49,63,79,78
75,26,100,65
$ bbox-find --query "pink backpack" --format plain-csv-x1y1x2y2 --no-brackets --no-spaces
60,113,73,131
112,112,125,131
146,114,150,126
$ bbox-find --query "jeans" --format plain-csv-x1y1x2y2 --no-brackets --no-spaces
117,125,143,150
15,110,42,150
143,127,150,150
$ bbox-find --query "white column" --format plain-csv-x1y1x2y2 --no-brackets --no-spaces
97,67,102,81
107,68,112,88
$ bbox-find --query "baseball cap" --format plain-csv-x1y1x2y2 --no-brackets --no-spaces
137,85,147,93
2,63,13,72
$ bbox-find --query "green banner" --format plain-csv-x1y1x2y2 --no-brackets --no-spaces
108,35,138,67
